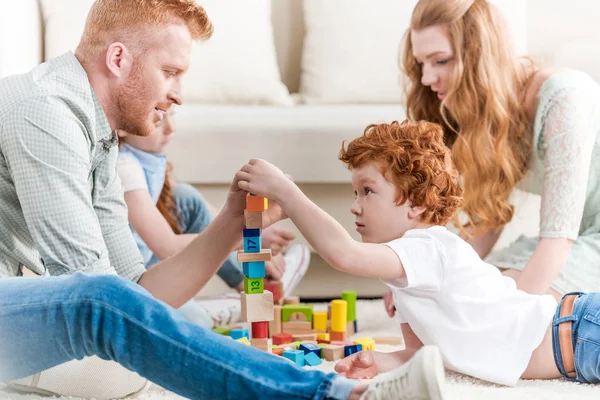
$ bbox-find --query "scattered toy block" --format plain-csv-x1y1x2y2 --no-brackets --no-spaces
282,305,313,322
347,320,356,336
372,336,404,346
344,344,363,357
271,347,284,356
241,291,274,322
252,338,269,351
230,329,249,341
252,321,269,339
245,211,263,229
238,249,272,263
244,276,264,294
236,337,251,345
269,305,282,336
247,194,266,212
341,291,357,321
316,333,330,342
304,352,323,366
354,338,375,351
212,327,229,335
317,343,328,349
264,281,283,303
242,261,266,278
330,330,346,342
282,349,304,366
331,300,348,332
292,333,317,342
282,321,312,333
313,312,328,331
299,343,321,357
272,333,293,346
322,345,344,361
283,296,300,305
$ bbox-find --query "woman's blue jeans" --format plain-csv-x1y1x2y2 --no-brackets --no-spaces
0,273,357,399
146,183,244,289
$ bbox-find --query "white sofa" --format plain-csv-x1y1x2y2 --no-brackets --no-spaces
1,0,599,297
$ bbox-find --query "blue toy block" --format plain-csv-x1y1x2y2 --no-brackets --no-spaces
243,236,262,253
243,261,265,278
230,329,249,341
299,343,321,358
353,320,358,333
243,228,261,237
283,349,304,366
344,344,363,357
304,352,323,366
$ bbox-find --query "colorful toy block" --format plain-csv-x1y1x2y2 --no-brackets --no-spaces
313,312,328,331
247,194,266,212
238,249,272,263
230,329,249,341
252,338,269,351
282,321,312,334
236,337,251,345
243,235,262,253
282,349,304,366
244,210,263,229
264,281,283,304
316,333,330,342
344,344,363,357
244,276,264,294
331,300,348,332
282,305,313,322
354,338,375,351
241,291,274,322
212,327,229,335
330,330,346,342
304,352,323,366
272,332,293,345
354,320,358,333
341,291,357,321
299,343,321,357
269,305,282,336
242,261,266,279
292,333,317,342
252,321,269,339
322,345,344,361
271,347,284,356
347,320,356,336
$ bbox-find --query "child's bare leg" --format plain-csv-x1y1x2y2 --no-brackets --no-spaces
521,324,561,379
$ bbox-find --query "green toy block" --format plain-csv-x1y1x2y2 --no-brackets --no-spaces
342,290,357,321
317,343,328,349
212,327,230,335
282,304,313,322
244,276,264,294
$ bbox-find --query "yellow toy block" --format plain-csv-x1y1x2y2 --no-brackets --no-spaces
354,337,375,351
316,333,330,341
264,197,268,209
313,311,328,331
236,337,251,345
331,300,347,332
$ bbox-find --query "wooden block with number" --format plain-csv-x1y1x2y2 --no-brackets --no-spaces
241,291,274,322
238,249,272,263
245,210,263,229
372,336,404,346
269,305,282,336
246,194,266,212
244,277,264,294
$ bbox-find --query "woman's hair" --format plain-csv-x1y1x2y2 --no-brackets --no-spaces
339,120,463,226
402,0,533,234
157,162,182,234
77,0,213,60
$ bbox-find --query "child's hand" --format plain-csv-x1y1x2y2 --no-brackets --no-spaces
335,351,379,379
236,159,295,203
262,226,295,255
383,290,396,318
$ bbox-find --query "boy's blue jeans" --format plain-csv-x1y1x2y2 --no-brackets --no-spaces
146,183,244,289
552,291,600,383
0,273,357,399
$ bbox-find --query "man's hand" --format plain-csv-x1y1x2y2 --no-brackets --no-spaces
262,226,295,255
335,351,379,379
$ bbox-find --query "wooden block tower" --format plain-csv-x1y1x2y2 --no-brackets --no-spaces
239,193,274,352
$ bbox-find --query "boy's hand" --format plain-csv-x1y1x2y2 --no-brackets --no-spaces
262,226,295,255
236,159,295,203
335,351,379,379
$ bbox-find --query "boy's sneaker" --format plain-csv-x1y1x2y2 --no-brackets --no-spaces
360,346,446,400
281,243,311,297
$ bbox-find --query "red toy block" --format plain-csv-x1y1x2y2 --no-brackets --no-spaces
272,347,284,356
252,321,269,339
264,281,283,303
317,338,331,345
272,333,293,346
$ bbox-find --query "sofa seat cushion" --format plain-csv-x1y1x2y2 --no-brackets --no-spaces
167,104,405,184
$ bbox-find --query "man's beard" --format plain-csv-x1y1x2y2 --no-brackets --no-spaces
115,64,155,137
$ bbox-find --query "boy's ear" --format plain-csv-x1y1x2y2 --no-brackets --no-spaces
408,205,426,219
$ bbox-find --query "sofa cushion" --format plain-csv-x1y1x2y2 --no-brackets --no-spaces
39,0,293,106
166,104,405,184
0,0,42,78
298,0,528,104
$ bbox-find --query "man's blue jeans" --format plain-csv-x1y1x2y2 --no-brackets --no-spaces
146,183,244,289
0,273,357,399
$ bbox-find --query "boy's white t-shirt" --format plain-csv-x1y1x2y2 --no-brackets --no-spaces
383,226,558,386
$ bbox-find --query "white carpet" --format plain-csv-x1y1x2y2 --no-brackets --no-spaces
1,299,599,399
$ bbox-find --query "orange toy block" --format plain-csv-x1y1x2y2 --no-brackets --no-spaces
241,291,274,323
245,211,263,229
237,249,272,263
246,194,266,212
271,347,284,356
330,330,346,342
